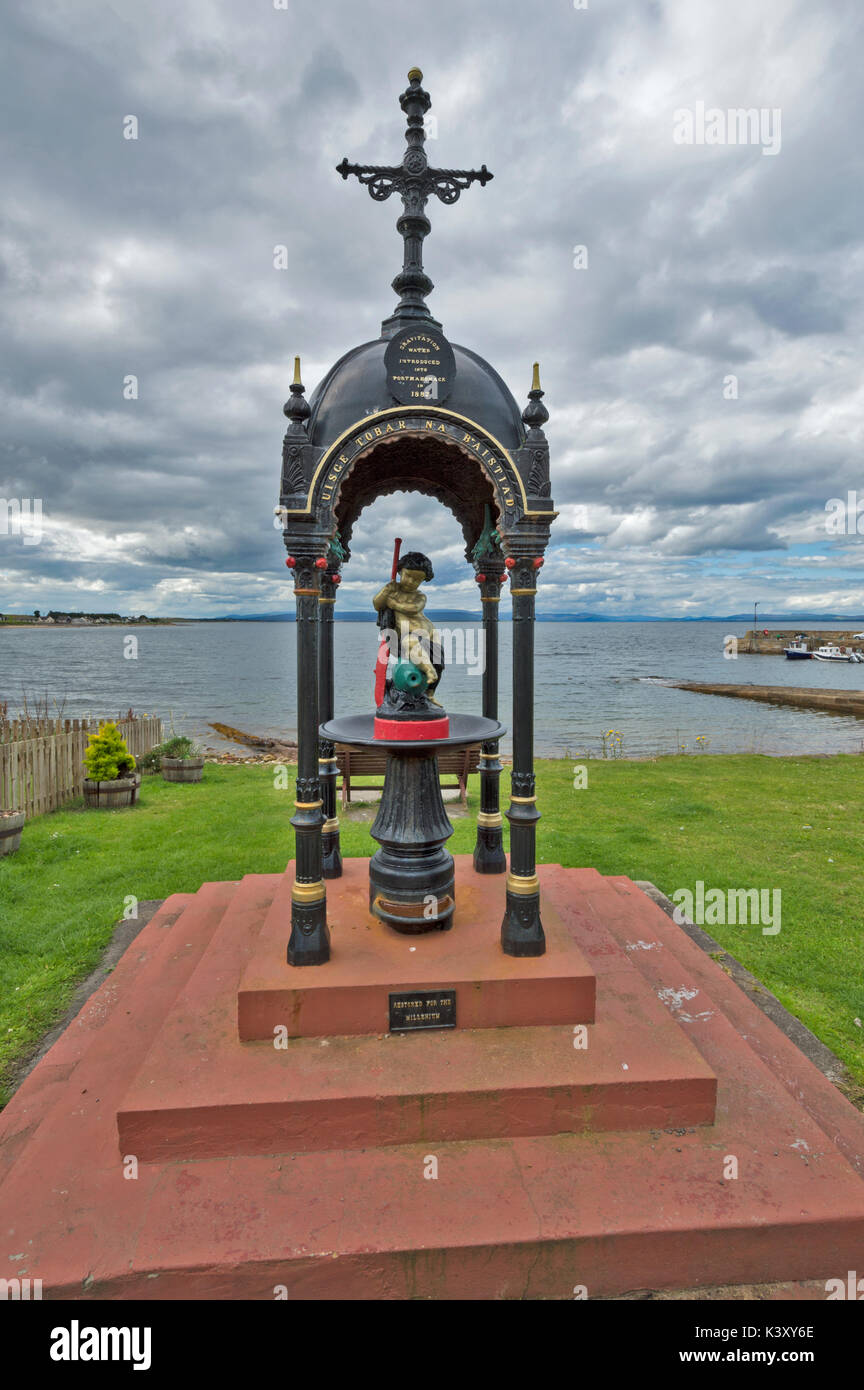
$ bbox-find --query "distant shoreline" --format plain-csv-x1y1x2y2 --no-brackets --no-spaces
5,616,864,630
0,621,184,631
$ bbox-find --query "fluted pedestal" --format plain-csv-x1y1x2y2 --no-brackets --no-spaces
369,748,454,931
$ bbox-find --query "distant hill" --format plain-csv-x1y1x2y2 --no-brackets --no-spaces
202,610,864,624
8,608,863,627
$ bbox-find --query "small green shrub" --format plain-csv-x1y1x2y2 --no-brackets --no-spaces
83,722,136,782
137,745,164,774
162,735,197,759
138,735,200,772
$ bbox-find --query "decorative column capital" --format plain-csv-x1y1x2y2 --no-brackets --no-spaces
285,547,328,593
505,555,542,595
319,567,341,603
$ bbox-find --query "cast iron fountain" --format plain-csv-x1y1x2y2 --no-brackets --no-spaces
321,542,504,933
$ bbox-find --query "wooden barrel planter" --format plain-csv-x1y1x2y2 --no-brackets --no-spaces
0,811,25,856
83,774,140,809
161,756,204,784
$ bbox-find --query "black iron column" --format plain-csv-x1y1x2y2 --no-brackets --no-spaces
501,553,544,956
287,550,329,966
473,560,506,873
318,565,343,878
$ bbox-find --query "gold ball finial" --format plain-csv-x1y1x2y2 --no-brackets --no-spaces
292,356,302,387
408,67,423,82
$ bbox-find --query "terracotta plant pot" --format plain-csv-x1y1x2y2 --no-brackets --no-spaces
161,756,205,784
83,774,139,810
0,810,25,855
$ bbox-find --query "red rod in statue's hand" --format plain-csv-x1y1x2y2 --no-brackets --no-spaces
375,537,403,706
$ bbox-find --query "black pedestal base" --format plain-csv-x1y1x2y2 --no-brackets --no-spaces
287,898,331,966
322,830,343,879
473,824,507,874
500,887,546,957
369,748,455,934
320,714,507,941
369,851,455,932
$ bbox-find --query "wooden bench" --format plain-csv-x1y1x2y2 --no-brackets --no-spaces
336,743,481,809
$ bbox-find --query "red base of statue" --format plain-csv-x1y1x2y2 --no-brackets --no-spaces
373,715,450,740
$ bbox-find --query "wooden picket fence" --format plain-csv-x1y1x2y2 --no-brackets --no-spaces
0,716,163,817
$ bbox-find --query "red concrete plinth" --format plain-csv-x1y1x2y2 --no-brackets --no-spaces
2,859,864,1300
237,859,596,1040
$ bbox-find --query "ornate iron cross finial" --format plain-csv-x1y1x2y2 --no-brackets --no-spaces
336,68,493,336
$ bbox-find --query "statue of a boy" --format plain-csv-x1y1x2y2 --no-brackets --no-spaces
373,551,444,711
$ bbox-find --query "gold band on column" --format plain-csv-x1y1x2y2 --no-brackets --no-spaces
294,799,323,809
477,811,503,828
510,795,537,804
506,872,540,896
292,879,326,903
322,817,339,833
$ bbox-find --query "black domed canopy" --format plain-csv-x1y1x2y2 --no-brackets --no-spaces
307,338,525,453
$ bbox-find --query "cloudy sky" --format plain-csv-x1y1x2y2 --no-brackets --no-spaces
1,0,862,618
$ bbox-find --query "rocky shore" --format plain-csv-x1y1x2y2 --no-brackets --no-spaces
204,721,298,763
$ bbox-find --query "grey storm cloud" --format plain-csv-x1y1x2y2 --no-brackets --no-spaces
1,0,863,619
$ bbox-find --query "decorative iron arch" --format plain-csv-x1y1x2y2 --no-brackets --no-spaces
312,419,507,561
305,405,527,548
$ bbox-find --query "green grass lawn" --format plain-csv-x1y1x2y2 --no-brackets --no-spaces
1,754,862,1106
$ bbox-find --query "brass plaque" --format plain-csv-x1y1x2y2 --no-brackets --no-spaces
388,990,457,1032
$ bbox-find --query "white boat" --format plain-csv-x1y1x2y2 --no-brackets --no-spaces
784,639,812,660
812,643,857,662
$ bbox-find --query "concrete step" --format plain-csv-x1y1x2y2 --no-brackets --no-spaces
0,880,239,1197
0,890,196,1189
238,857,596,1039
601,873,864,1178
118,858,711,1161
117,988,716,1160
